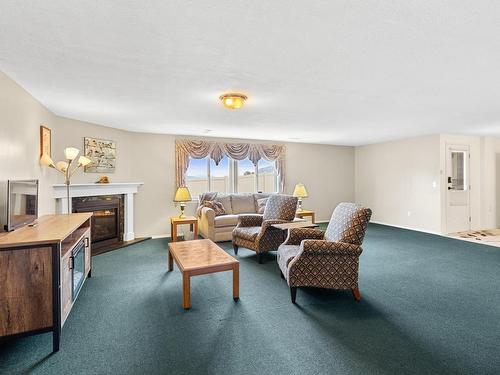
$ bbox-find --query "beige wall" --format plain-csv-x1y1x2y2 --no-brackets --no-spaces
53,116,133,184
127,134,355,237
0,71,58,224
480,136,500,229
355,135,442,233
1,70,355,236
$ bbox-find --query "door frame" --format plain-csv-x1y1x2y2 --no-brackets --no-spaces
445,143,471,233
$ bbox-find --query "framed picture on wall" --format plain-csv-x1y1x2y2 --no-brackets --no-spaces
84,137,116,173
40,125,51,157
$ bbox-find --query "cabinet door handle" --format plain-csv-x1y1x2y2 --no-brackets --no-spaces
85,237,89,247
70,256,74,270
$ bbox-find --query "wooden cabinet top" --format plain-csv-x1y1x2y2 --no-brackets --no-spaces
0,213,92,248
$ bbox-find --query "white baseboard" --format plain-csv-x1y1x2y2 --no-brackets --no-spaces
151,233,184,239
370,220,443,236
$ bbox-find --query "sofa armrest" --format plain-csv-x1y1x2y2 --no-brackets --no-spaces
237,214,263,227
283,228,325,246
301,240,362,256
197,207,216,240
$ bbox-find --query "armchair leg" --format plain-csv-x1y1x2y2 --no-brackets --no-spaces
290,287,297,304
351,287,361,302
232,243,238,255
257,253,263,264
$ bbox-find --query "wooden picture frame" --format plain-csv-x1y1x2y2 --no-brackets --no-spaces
40,125,51,157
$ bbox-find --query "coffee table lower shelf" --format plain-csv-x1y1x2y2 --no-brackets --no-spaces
167,239,239,310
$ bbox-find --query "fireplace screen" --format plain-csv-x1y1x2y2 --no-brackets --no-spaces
72,195,124,253
93,209,119,243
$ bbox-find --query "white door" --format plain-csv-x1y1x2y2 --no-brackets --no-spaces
446,145,471,233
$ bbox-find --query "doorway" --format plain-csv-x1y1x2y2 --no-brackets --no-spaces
445,144,470,233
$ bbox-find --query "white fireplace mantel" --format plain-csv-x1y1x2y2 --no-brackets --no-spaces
53,182,144,241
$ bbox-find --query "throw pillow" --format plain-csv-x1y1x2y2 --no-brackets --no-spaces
256,198,268,214
200,200,226,216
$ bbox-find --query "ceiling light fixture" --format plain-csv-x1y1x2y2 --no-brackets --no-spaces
219,93,248,110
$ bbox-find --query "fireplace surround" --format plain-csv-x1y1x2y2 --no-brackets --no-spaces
53,182,143,244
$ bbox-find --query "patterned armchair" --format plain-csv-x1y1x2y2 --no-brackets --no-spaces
232,195,298,263
277,202,372,303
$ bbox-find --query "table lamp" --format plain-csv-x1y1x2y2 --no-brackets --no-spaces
40,148,91,214
293,183,308,212
174,186,192,218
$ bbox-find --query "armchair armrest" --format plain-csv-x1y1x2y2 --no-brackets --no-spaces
301,240,362,256
256,219,289,243
283,228,325,246
261,219,288,230
237,214,263,227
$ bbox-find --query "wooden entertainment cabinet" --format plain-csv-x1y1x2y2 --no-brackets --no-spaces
0,213,92,352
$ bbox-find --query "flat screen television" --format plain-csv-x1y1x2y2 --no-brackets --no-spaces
5,179,39,231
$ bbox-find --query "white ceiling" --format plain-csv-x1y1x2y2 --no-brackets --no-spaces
1,1,500,146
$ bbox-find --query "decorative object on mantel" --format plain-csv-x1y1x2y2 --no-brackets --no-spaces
39,125,51,158
84,137,116,173
293,183,309,212
174,186,192,218
40,148,91,214
96,176,110,184
175,139,286,192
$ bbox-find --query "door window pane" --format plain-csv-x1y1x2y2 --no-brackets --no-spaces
185,157,209,198
451,152,466,191
210,156,231,194
237,158,256,193
257,159,278,193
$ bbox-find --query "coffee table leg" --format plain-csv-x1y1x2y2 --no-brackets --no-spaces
183,272,190,309
233,264,239,301
168,249,173,271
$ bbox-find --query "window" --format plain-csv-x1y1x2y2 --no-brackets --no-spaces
450,151,467,191
236,158,256,193
185,156,279,196
257,159,278,193
185,157,209,198
210,156,231,193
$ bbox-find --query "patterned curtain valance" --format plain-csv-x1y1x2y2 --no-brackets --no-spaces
175,139,286,192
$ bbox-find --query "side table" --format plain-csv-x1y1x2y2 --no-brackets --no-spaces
170,216,198,242
295,209,315,224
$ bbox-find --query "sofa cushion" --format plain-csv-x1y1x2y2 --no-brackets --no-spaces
256,198,268,214
200,200,226,216
253,193,271,209
214,194,232,214
231,194,256,214
214,214,239,228
233,226,260,241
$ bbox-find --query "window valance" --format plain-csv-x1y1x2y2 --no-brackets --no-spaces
175,139,285,192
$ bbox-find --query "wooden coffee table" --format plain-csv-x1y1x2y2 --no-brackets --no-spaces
167,239,239,309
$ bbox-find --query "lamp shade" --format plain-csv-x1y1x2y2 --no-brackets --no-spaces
174,186,192,202
40,154,55,168
64,147,80,161
56,161,69,172
78,156,91,166
293,183,309,198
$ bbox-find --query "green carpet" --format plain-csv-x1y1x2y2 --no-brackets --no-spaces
1,223,499,374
